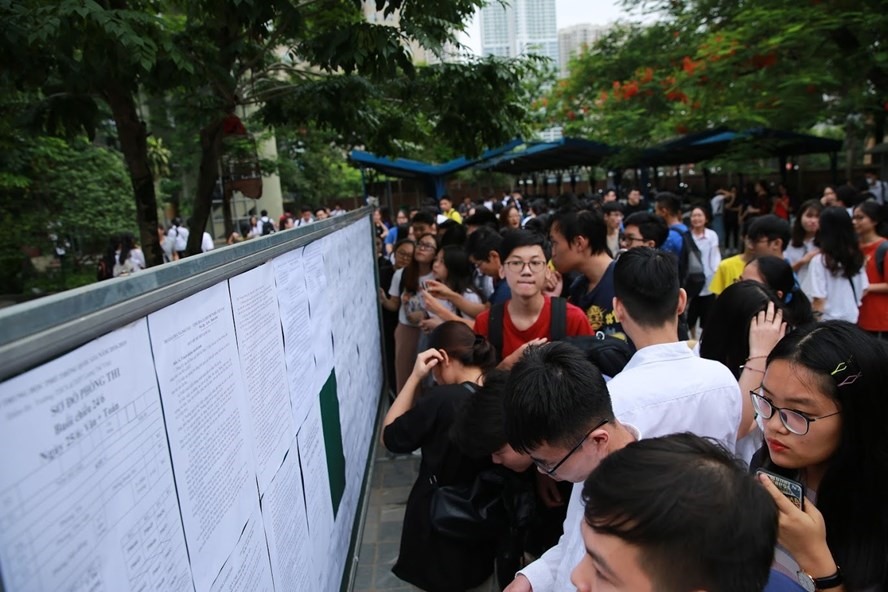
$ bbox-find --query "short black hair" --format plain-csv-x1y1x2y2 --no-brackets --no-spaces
411,210,436,226
464,207,498,228
655,191,682,216
451,369,510,457
602,201,623,215
747,215,790,251
549,209,609,255
497,229,547,262
614,247,680,327
465,226,503,261
582,433,777,592
623,212,668,247
504,342,612,453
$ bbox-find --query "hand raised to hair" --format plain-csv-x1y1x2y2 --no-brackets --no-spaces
499,338,547,370
424,279,457,301
749,302,786,359
411,348,443,380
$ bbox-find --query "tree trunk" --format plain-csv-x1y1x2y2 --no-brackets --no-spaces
188,118,225,255
104,87,163,266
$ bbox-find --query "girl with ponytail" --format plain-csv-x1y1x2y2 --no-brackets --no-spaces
382,322,498,591
742,255,815,327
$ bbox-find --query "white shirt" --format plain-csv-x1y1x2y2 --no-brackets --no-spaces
802,253,869,322
786,238,816,292
168,226,189,252
710,193,725,216
201,232,214,253
691,228,721,296
518,342,742,592
388,268,435,326
517,425,641,592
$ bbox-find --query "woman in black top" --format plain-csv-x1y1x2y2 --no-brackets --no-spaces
382,321,498,591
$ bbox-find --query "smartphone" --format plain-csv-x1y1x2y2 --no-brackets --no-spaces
756,469,805,510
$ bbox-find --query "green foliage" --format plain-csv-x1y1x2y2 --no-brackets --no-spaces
550,0,888,158
0,135,136,292
274,126,363,205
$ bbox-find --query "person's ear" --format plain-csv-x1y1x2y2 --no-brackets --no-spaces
612,296,624,322
438,349,451,367
676,288,688,316
643,239,656,248
776,290,785,300
572,235,588,252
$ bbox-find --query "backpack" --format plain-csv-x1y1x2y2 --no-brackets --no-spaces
876,240,888,280
261,219,275,236
487,297,633,377
678,230,706,300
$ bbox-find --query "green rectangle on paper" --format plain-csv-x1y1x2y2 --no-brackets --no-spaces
319,369,346,517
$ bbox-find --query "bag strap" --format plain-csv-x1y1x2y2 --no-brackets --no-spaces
488,302,505,361
849,277,857,303
549,297,567,342
876,240,888,279
462,382,478,394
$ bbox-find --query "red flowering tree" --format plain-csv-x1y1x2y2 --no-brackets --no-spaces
548,0,888,169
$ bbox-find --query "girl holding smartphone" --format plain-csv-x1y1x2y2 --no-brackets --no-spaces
749,321,888,591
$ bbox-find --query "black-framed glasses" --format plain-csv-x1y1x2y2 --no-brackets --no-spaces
503,259,547,273
533,418,609,476
416,242,437,251
750,390,841,436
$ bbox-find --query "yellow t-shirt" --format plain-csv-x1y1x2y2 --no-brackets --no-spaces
709,254,748,295
443,209,463,224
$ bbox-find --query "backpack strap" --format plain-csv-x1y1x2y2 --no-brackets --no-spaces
876,240,888,279
549,297,568,342
488,303,505,361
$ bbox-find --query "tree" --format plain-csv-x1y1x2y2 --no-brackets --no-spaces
274,125,363,205
0,134,136,292
2,0,539,261
550,0,888,171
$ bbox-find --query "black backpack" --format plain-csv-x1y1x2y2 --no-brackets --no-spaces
678,230,706,300
487,298,633,377
261,219,275,236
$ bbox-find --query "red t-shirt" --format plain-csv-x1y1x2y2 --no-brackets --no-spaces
473,296,592,358
859,239,888,331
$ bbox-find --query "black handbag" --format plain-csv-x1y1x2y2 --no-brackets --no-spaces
428,467,510,540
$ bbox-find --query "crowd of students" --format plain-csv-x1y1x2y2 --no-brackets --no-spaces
375,185,888,592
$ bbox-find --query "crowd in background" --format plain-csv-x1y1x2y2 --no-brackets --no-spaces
375,176,888,592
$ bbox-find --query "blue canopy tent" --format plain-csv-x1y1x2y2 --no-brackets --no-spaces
349,140,523,201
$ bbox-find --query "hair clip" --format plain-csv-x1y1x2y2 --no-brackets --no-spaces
830,361,848,376
837,372,862,387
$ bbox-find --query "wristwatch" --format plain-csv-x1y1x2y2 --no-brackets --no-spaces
797,566,843,591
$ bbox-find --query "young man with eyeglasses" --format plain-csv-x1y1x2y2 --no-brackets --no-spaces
473,230,591,369
620,212,668,250
501,342,641,592
501,250,750,592
548,209,625,341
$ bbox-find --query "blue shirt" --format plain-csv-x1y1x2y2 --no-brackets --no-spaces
662,222,688,258
567,261,627,341
489,278,512,305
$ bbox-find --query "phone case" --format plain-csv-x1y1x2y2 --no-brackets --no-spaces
756,469,805,510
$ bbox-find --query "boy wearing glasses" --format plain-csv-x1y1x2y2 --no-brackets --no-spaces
473,230,591,368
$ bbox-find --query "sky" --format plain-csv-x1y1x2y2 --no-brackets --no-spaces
459,0,651,54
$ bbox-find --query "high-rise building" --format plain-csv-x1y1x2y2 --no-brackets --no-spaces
479,0,559,65
558,24,606,78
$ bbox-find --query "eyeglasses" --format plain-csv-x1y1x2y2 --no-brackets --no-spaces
532,418,609,476
503,259,547,273
750,390,841,436
620,235,646,245
395,250,414,258
416,242,437,251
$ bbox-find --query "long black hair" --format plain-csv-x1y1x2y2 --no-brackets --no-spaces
437,245,476,299
855,199,888,238
700,281,784,379
751,256,815,326
758,322,888,590
790,199,822,248
118,232,136,266
816,207,864,278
